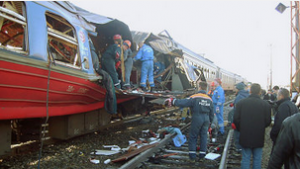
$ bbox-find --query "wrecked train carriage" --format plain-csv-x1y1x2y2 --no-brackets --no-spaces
131,31,206,97
0,1,141,156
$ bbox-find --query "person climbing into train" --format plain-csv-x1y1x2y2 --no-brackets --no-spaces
134,42,155,92
231,82,249,153
122,40,133,90
164,81,214,162
212,78,225,135
90,37,117,114
101,34,128,89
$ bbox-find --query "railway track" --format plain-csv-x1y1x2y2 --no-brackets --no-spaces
1,97,237,169
5,107,180,158
107,98,237,169
110,126,239,169
219,129,242,169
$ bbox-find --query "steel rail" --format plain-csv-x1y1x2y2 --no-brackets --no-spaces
119,122,191,169
219,129,234,169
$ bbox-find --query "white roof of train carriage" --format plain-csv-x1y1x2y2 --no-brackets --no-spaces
35,1,132,40
174,42,218,70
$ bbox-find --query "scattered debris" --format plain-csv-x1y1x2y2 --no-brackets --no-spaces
103,145,121,151
172,134,186,147
91,150,120,156
112,143,159,162
104,159,111,164
158,126,186,147
205,152,221,160
90,158,100,164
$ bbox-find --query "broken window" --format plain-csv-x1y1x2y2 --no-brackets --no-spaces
0,1,27,53
46,12,80,68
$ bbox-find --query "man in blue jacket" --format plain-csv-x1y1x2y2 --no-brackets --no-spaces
212,79,225,135
232,82,249,152
165,81,214,162
134,42,155,91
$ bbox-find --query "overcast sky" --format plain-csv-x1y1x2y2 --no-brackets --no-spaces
72,0,291,89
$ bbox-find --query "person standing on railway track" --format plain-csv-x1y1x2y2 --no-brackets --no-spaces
212,78,225,135
208,81,218,143
164,81,214,162
270,88,298,152
267,113,300,169
232,82,249,153
234,83,271,169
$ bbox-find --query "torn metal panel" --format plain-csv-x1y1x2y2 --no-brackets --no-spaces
131,31,176,55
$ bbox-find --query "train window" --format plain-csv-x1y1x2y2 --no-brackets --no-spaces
0,1,27,53
46,12,80,68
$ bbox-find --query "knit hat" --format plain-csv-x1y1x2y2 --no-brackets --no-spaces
235,82,246,90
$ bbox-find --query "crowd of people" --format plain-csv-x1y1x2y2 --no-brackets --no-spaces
165,80,299,169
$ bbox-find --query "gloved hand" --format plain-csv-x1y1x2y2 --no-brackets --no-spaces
208,127,212,133
115,61,121,69
231,123,236,130
115,52,120,60
164,98,174,107
216,106,220,113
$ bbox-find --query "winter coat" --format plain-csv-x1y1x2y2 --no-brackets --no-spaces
101,44,121,62
173,90,214,123
231,89,249,124
270,98,298,143
212,86,225,106
234,89,250,106
233,94,271,148
134,44,154,61
267,113,300,169
263,93,276,101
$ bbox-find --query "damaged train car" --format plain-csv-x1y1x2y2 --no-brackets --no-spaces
130,30,248,95
0,1,207,156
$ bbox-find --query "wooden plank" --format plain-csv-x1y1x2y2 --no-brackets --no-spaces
111,143,158,163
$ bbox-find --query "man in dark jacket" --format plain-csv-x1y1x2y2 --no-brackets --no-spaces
263,89,276,101
270,88,298,150
101,34,129,89
232,82,250,152
267,113,300,169
234,83,271,169
165,81,214,162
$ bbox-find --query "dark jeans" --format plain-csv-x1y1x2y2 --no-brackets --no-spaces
188,114,209,159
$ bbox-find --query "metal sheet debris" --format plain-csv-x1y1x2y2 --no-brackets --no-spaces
205,152,221,160
104,159,111,164
90,158,100,164
91,150,120,156
103,145,121,151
